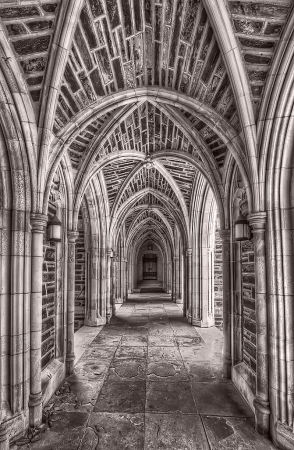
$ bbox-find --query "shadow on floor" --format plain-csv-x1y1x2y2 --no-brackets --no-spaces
11,297,276,450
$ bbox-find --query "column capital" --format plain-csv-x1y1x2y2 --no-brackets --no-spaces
173,256,179,261
186,248,192,256
30,213,48,232
67,230,79,243
219,229,231,242
248,212,267,230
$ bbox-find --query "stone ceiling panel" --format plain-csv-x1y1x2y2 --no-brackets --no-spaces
0,1,60,112
226,0,293,114
180,108,228,167
95,101,201,161
102,158,138,208
68,112,113,170
158,156,197,209
118,166,181,211
54,0,239,133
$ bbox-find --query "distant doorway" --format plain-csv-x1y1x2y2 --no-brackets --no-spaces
143,254,157,280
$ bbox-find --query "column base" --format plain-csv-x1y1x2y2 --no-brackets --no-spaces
66,354,75,375
0,423,8,450
106,314,111,324
254,397,270,437
194,317,215,328
28,392,43,427
175,298,183,304
84,317,106,326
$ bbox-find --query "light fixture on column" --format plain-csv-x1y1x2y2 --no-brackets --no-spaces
234,212,250,241
48,213,62,242
109,248,114,258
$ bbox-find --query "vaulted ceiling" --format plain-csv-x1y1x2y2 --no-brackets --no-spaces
0,0,292,248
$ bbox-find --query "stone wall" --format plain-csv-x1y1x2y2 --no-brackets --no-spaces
42,237,56,370
214,230,223,329
242,239,256,373
74,212,86,332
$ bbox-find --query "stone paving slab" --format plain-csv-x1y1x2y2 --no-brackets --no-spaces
145,413,210,450
191,382,254,417
202,416,277,449
146,381,198,414
12,295,277,449
81,412,145,449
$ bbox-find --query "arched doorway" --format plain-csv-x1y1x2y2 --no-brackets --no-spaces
143,253,157,280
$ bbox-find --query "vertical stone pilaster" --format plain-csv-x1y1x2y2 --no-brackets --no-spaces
186,249,192,323
112,252,118,313
29,213,47,427
201,247,215,328
219,230,232,379
123,258,128,301
66,231,79,375
173,256,181,303
106,249,112,323
248,212,270,436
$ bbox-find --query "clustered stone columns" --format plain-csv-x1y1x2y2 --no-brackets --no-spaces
106,249,112,323
186,248,193,322
29,214,48,427
248,212,270,436
219,229,231,379
111,252,118,314
173,256,180,303
122,258,128,301
66,231,79,375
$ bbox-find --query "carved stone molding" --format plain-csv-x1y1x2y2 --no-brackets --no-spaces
30,213,48,233
248,212,267,230
67,231,79,243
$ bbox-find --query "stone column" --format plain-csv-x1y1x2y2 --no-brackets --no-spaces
173,256,181,303
100,248,107,320
199,247,215,327
0,423,8,450
112,252,118,312
123,258,128,301
66,231,79,375
29,213,47,427
248,212,270,436
219,230,231,379
186,249,192,322
106,249,112,323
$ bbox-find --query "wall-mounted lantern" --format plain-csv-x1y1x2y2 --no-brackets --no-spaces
234,212,250,241
48,214,62,242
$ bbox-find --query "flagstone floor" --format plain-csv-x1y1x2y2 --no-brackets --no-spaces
13,294,276,449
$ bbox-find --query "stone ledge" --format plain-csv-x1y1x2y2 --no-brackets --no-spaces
41,359,65,406
74,325,104,364
232,362,256,413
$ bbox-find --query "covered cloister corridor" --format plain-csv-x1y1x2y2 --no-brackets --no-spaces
1,0,294,449
12,293,273,449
